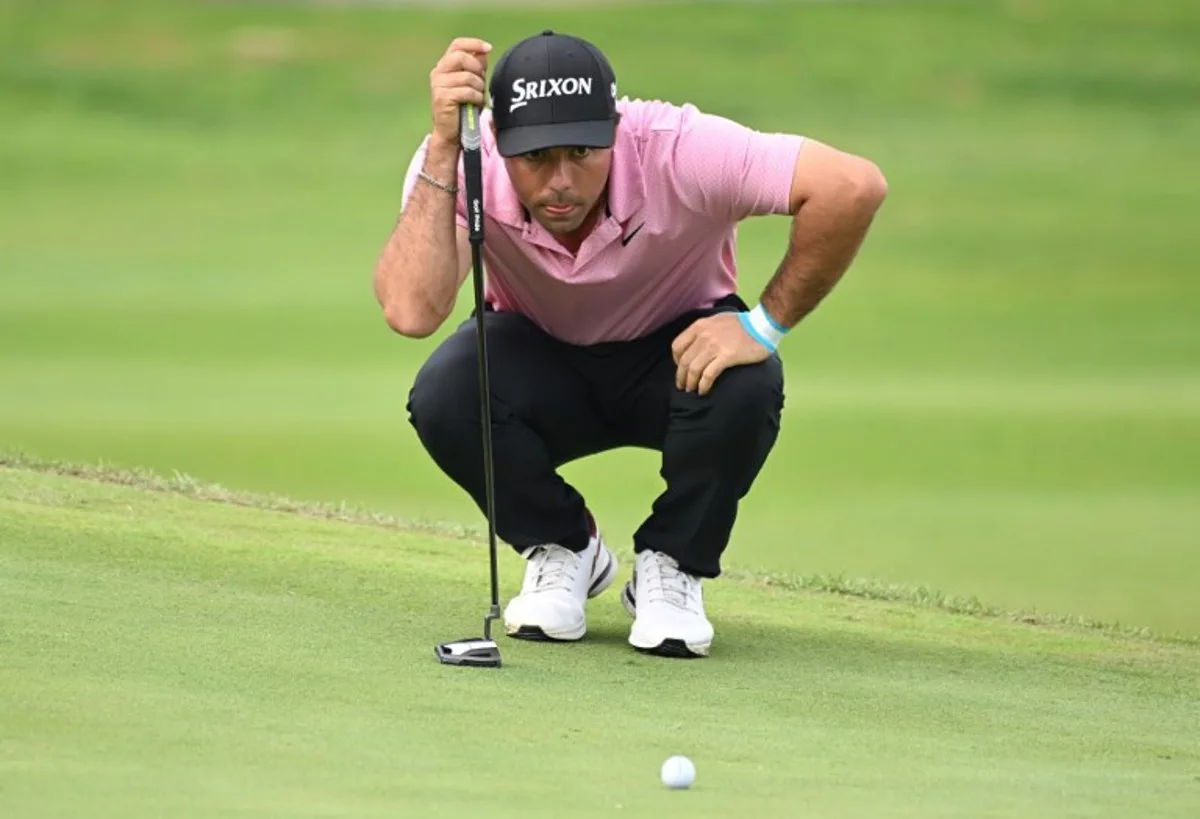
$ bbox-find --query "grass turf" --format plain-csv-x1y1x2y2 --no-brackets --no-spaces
2,0,1199,633
2,458,1199,818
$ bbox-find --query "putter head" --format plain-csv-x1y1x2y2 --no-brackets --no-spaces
435,638,501,668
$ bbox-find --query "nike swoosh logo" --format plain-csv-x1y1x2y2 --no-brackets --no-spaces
621,223,645,246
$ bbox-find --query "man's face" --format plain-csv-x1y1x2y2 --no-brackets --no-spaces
502,144,613,235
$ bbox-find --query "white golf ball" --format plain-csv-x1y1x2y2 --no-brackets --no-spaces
660,755,696,789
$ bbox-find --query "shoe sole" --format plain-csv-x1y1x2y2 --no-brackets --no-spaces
504,545,618,642
632,638,708,659
509,624,580,641
620,581,711,658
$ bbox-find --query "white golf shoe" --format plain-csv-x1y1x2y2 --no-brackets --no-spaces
622,550,714,658
503,519,617,642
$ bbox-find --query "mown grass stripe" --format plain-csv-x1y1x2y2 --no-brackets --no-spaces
4,448,1194,647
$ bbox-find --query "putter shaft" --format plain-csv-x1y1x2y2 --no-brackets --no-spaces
460,103,503,640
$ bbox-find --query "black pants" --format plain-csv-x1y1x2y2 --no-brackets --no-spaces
405,293,784,578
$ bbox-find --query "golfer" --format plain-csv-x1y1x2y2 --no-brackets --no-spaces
375,31,888,658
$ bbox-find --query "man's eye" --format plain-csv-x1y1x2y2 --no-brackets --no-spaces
571,147,592,159
524,150,546,161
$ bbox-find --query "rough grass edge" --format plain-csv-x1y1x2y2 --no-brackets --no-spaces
3,448,1196,648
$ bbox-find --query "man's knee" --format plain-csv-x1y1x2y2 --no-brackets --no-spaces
407,332,480,449
704,356,785,436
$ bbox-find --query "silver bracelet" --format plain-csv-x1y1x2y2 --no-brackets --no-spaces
418,170,458,195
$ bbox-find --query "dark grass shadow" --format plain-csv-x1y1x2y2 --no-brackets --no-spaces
501,600,1200,691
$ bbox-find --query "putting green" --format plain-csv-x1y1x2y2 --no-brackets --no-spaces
2,460,1198,818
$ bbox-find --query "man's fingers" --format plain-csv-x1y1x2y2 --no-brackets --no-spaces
433,71,486,93
675,338,707,389
446,37,493,56
435,51,489,80
697,357,727,396
442,86,487,107
674,314,764,394
671,327,696,365
685,356,712,393
683,347,718,393
675,347,695,390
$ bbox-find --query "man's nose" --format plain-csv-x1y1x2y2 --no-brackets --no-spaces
549,156,574,189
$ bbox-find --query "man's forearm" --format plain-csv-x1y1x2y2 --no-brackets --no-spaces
375,137,463,337
759,165,888,329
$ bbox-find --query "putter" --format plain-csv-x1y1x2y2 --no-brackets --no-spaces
435,102,503,669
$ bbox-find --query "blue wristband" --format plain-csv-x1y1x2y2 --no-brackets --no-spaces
738,303,788,352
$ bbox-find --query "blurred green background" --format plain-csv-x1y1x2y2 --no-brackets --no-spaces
2,0,1198,635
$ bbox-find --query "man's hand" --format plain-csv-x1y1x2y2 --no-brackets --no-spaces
671,313,771,396
429,37,492,148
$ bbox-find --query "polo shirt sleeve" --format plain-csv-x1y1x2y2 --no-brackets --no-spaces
400,134,469,230
663,103,806,223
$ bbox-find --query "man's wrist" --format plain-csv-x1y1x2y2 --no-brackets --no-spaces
424,135,462,179
738,303,789,352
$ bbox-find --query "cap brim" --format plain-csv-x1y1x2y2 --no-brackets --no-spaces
495,119,616,157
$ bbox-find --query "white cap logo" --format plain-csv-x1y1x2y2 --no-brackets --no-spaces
509,76,594,113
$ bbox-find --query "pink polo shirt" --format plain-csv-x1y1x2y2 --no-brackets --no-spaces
400,98,806,345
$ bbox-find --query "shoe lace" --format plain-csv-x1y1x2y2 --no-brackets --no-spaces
643,553,700,611
524,544,580,592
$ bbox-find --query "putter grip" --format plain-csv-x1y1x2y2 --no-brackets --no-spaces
460,104,484,245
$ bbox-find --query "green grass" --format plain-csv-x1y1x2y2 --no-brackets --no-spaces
3,459,1199,818
2,0,1199,642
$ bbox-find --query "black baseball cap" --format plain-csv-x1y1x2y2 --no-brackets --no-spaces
488,30,618,157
